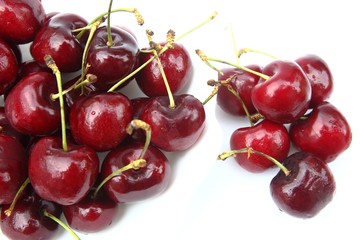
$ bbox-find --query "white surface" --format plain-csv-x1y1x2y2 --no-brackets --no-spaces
1,0,359,239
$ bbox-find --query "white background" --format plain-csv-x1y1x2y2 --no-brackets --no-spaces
1,0,359,239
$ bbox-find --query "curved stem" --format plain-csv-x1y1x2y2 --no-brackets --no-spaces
4,178,30,216
217,147,290,176
126,119,152,160
237,47,278,60
106,0,114,46
45,55,67,152
43,210,80,240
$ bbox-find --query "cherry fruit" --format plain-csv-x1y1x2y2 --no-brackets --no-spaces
0,38,19,95
270,151,336,218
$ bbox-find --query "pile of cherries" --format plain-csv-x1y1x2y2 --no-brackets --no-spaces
200,48,352,218
0,0,206,239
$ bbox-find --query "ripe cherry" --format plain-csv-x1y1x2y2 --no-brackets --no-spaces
270,151,336,218
0,107,28,146
289,101,352,163
251,60,311,124
0,38,19,95
295,54,334,107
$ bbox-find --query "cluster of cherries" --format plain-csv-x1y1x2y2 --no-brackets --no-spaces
0,0,208,239
198,47,352,218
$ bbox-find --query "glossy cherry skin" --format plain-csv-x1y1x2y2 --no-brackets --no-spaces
1,189,62,240
28,136,100,205
251,60,311,124
217,65,262,116
4,71,60,136
289,102,352,163
136,42,193,97
30,13,88,72
270,151,336,218
63,185,118,233
295,54,334,107
0,0,46,44
0,38,19,95
0,107,29,146
86,25,139,90
0,134,27,205
140,94,206,152
70,92,133,152
101,141,171,203
230,119,290,173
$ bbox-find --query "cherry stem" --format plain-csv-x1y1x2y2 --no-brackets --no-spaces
4,178,30,217
106,0,114,46
45,55,68,152
43,210,80,240
196,49,270,80
107,11,217,92
250,113,264,124
126,119,152,160
93,159,147,199
237,47,278,60
229,23,239,65
217,147,290,176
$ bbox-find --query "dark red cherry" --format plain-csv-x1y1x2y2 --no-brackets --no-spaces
1,188,62,240
217,64,262,116
69,92,133,152
0,107,29,146
0,38,19,95
4,71,60,136
251,60,311,124
86,25,139,90
28,136,99,205
0,0,46,44
18,59,51,79
270,151,336,218
136,42,193,97
295,54,334,107
289,102,352,163
101,141,171,203
140,94,206,152
230,119,290,173
63,184,118,233
0,134,27,205
30,13,88,72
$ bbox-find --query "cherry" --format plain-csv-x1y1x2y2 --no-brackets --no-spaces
86,25,140,90
229,119,290,173
18,60,51,79
63,182,118,233
136,42,193,97
30,13,88,72
4,71,60,136
0,107,28,146
216,64,262,116
270,151,336,218
0,0,46,44
295,54,334,107
69,92,133,152
0,38,19,95
101,141,171,203
1,188,62,240
140,94,206,152
28,136,100,205
0,134,27,205
251,60,311,124
289,101,352,163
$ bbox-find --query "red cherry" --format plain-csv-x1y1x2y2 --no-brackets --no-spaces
295,54,334,107
1,189,62,240
30,13,88,72
270,151,336,218
216,65,262,116
0,38,19,95
0,134,27,205
28,136,100,205
230,119,290,173
86,25,139,90
69,92,133,152
101,142,171,203
251,60,311,123
0,0,46,44
4,71,60,136
289,102,352,163
140,94,206,152
136,42,193,97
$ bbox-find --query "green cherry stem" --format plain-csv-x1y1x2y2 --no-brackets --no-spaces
106,0,114,46
237,47,278,60
126,119,152,160
218,147,290,176
43,210,80,240
4,178,30,217
45,55,68,152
